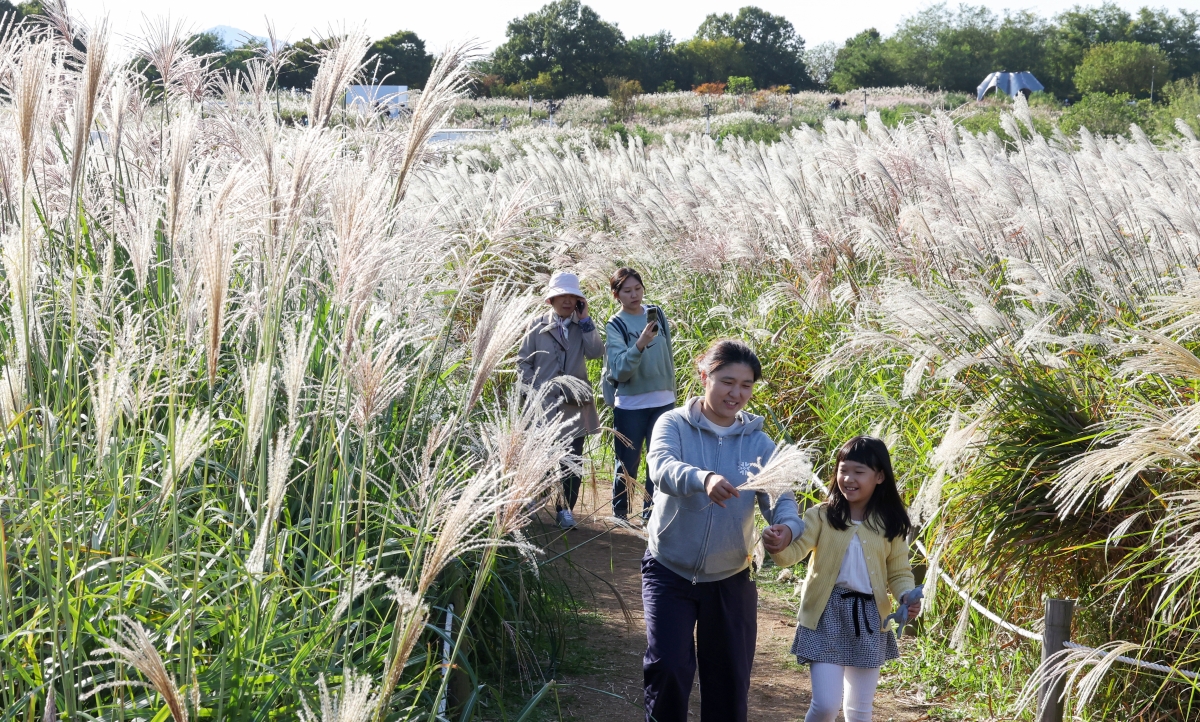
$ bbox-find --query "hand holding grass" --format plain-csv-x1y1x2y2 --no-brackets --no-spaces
705,473,740,507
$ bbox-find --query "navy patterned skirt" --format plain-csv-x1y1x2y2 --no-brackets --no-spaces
791,585,900,668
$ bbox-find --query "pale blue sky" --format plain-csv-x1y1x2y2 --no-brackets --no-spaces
69,0,1173,52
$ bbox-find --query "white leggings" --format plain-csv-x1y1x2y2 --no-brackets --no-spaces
803,663,880,722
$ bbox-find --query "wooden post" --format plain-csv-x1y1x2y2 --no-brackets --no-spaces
1038,598,1074,722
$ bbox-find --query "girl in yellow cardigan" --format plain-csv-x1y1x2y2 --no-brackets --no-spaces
764,436,921,722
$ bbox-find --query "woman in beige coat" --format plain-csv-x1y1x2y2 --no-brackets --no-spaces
517,271,604,529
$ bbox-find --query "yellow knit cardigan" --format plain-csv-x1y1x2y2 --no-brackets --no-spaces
770,505,915,631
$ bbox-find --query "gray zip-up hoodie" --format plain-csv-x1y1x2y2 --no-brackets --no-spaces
646,398,805,583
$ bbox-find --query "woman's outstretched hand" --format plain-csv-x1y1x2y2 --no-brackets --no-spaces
761,524,793,553
907,599,922,618
704,473,740,507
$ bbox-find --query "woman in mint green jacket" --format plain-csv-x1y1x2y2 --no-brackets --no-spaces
605,267,677,521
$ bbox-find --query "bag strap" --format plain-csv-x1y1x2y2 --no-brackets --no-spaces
648,305,669,340
608,314,631,343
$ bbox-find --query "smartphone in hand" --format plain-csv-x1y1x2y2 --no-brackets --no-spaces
646,306,659,334
575,299,586,314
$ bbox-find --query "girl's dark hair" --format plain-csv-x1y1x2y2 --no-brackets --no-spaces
696,339,762,381
610,267,644,295
825,436,912,541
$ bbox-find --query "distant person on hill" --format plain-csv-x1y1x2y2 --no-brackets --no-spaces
768,436,921,722
517,271,604,530
641,339,804,722
603,267,677,522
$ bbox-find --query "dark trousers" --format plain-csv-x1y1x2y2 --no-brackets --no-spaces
612,403,674,516
642,553,757,722
556,436,586,512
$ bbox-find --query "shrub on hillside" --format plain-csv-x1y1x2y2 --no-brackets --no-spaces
606,76,644,119
727,75,756,94
694,81,727,95
1059,92,1149,137
714,117,783,143
1155,74,1200,137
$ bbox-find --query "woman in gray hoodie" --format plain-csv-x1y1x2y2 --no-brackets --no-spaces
641,339,804,722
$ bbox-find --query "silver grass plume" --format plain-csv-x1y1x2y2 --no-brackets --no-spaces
1014,641,1147,721
242,59,271,116
119,184,160,290
1148,490,1200,615
162,410,212,500
103,70,133,159
89,348,132,458
415,466,510,596
390,40,480,206
165,107,198,249
738,442,814,504
85,615,190,722
331,567,384,622
198,169,242,385
239,359,273,460
347,329,410,432
2,232,38,372
7,41,55,373
67,17,109,197
377,579,429,721
481,381,579,536
910,410,986,528
0,363,27,432
307,29,372,129
299,670,379,722
137,16,192,96
12,40,54,187
466,288,535,411
40,686,54,722
281,318,314,426
247,425,297,575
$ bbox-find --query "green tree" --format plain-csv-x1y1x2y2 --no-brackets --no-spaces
626,32,687,94
676,36,751,87
491,0,626,97
370,30,433,88
696,6,810,88
887,4,999,92
829,29,899,91
1045,4,1134,96
1074,41,1170,97
994,11,1051,79
1129,7,1200,80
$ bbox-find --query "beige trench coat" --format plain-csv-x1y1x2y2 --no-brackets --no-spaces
517,311,603,438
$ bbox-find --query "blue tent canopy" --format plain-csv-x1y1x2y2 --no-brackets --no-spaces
976,72,1044,101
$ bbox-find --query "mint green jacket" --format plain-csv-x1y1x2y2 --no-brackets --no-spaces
605,307,676,398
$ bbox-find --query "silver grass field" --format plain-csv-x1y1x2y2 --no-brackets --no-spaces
4,5,1200,720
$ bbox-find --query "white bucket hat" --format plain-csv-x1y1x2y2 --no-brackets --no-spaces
544,271,584,300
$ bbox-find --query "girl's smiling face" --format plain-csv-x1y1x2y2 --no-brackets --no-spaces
699,362,757,425
836,459,884,509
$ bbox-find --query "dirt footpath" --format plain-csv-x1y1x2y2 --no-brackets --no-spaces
539,493,929,721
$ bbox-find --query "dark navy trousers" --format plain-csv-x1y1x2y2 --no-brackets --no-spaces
641,552,757,722
612,403,674,516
